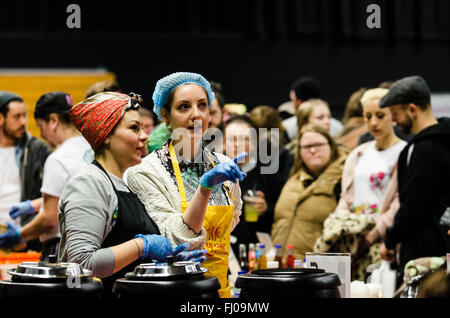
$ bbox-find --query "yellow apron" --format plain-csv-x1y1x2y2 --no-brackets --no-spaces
169,142,234,298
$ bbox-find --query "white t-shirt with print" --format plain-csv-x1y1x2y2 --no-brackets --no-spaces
39,136,93,242
0,147,21,224
352,140,407,217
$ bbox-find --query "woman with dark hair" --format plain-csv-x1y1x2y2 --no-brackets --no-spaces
58,92,206,294
208,81,225,130
271,124,347,260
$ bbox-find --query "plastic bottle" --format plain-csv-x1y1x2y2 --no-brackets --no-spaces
243,189,259,222
232,271,247,298
255,244,261,265
379,261,396,298
238,244,249,273
286,244,295,269
258,244,267,270
248,243,257,272
274,244,284,268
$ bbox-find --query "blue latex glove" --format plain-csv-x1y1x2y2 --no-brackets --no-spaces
172,242,208,263
200,152,248,190
134,234,173,262
9,200,35,219
0,222,22,248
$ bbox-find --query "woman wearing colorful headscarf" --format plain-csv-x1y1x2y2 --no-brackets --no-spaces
126,72,247,298
58,92,206,294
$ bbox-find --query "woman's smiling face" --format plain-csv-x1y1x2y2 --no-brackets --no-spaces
108,110,147,170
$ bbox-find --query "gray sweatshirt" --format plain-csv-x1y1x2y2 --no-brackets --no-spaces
58,164,128,278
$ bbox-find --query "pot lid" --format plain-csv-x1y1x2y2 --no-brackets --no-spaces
8,261,93,280
125,260,207,280
250,268,325,276
235,268,341,290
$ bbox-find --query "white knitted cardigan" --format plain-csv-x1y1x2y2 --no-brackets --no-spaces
126,150,242,250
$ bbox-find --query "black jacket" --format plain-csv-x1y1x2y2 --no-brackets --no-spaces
17,133,52,203
17,133,52,251
385,118,450,270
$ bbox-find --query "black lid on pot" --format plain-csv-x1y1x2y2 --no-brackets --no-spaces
235,268,341,291
0,259,104,299
112,262,219,298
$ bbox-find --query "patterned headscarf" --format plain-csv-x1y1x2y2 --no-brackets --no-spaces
69,91,142,152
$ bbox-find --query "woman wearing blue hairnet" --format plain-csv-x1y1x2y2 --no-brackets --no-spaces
126,72,247,298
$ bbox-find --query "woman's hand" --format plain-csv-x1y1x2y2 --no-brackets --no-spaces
134,234,173,261
172,242,207,263
134,235,208,263
244,191,268,215
200,152,248,190
9,200,36,219
0,222,22,248
379,243,396,262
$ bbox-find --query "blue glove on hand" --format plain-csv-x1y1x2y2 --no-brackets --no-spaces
134,234,173,262
0,222,22,248
9,200,35,219
172,242,208,263
199,152,248,190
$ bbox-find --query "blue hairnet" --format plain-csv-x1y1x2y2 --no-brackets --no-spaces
152,72,215,120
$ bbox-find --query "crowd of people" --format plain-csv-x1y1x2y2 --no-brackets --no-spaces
0,72,449,297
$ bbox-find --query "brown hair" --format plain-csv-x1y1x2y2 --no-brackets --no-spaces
210,81,225,109
250,105,284,130
290,123,339,177
378,81,394,89
296,99,330,132
85,80,121,98
250,105,287,147
342,87,368,125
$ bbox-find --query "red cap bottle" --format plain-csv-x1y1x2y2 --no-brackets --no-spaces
286,245,295,269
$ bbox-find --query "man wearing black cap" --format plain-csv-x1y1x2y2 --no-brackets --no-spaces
378,75,450,280
0,92,93,261
0,91,51,246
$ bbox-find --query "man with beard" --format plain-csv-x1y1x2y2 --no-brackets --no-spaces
0,91,51,251
378,76,450,282
0,92,93,260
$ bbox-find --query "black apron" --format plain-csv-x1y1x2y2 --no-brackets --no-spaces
92,161,160,294
40,237,60,262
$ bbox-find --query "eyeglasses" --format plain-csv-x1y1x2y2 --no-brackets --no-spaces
299,142,328,151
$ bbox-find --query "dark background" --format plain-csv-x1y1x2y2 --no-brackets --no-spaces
1,0,450,118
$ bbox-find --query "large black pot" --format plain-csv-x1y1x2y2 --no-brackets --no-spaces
235,268,341,299
0,257,103,299
113,260,220,299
